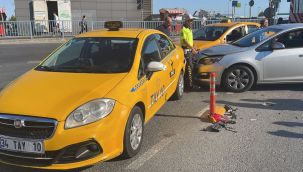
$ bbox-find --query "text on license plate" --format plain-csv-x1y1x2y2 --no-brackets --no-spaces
0,135,44,154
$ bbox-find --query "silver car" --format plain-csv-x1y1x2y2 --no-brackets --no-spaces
195,24,303,92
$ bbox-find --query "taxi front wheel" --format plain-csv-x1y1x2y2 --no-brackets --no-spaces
122,106,144,158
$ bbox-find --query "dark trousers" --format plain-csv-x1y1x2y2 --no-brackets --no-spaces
184,50,195,90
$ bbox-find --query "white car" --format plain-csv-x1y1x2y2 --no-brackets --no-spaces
196,24,303,92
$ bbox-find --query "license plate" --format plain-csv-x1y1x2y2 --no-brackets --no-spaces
0,135,44,154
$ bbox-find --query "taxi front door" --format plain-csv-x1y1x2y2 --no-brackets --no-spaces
140,35,171,121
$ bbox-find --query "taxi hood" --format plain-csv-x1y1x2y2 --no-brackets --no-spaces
0,70,127,121
202,44,250,56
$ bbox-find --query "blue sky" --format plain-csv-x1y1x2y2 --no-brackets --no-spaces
0,0,290,18
153,0,290,17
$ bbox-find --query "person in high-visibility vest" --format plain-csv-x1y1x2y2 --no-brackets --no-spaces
180,14,198,90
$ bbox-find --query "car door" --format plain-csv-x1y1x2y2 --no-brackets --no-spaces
155,34,178,97
139,34,168,120
261,29,303,82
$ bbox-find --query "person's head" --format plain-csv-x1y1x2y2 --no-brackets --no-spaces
277,17,283,24
82,15,86,19
164,16,172,27
184,14,194,28
53,12,56,16
260,19,269,28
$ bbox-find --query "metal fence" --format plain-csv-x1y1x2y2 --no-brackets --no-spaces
0,19,262,39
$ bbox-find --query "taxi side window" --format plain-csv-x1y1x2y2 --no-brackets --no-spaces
227,27,245,42
155,34,175,59
247,25,259,34
138,35,161,79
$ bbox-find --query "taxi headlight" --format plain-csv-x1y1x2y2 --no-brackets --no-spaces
199,56,223,65
65,99,115,129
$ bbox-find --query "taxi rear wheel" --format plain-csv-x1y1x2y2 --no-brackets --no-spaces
122,106,144,158
171,72,184,100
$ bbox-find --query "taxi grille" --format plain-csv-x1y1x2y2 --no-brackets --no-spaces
0,114,57,140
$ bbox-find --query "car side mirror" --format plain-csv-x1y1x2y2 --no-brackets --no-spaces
271,42,285,50
146,61,166,80
147,61,166,72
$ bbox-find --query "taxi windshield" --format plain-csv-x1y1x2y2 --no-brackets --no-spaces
194,26,229,41
36,37,138,73
232,28,282,47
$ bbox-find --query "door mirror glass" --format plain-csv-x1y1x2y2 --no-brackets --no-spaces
271,42,285,50
147,61,166,72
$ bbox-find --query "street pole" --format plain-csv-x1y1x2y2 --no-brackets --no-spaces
228,0,230,18
244,4,246,18
141,0,144,21
249,6,251,18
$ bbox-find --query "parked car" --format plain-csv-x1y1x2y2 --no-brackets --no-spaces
193,22,260,51
195,24,303,92
0,21,185,169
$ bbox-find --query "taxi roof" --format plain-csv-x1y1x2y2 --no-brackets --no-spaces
207,22,260,27
76,28,146,38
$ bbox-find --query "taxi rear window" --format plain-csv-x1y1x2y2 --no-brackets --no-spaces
36,38,138,73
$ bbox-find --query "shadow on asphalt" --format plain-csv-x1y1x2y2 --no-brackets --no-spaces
272,121,303,127
251,83,303,91
197,83,303,93
155,114,201,120
0,163,92,172
214,98,303,112
267,121,303,139
267,130,303,139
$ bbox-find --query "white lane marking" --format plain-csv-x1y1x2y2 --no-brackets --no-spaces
195,107,209,117
126,137,173,170
26,61,41,64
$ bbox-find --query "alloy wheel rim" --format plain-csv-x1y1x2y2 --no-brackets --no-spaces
227,69,250,90
130,113,142,150
178,74,184,96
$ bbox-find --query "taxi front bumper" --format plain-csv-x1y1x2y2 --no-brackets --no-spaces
0,102,130,170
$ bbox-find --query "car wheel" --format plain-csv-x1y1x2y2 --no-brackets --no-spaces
222,65,254,92
171,72,184,100
122,106,144,158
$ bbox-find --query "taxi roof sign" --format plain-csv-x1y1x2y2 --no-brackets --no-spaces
105,21,123,31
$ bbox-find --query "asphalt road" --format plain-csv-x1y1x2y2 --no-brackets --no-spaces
0,43,303,172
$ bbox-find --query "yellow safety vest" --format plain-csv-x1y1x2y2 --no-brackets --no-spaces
180,26,193,48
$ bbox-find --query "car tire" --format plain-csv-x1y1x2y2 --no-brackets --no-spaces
222,65,254,93
122,106,144,158
171,72,184,100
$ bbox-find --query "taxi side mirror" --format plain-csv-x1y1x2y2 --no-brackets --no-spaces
147,62,166,72
146,62,166,80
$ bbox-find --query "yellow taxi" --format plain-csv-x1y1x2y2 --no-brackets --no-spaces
0,21,185,170
193,22,260,50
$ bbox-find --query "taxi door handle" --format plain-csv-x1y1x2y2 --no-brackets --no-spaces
299,55,303,58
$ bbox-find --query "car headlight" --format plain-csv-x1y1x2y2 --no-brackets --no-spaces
65,99,115,129
199,56,224,65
